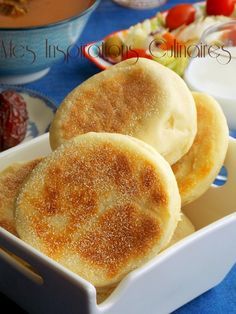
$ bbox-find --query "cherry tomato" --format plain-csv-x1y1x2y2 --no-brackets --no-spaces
166,4,196,31
206,0,235,16
158,32,182,51
122,49,153,61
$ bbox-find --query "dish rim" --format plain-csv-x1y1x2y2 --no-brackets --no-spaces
0,84,57,112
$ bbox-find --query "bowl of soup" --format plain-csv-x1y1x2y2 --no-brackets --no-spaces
0,0,100,84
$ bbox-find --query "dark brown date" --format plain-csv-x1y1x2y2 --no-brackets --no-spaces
0,90,28,152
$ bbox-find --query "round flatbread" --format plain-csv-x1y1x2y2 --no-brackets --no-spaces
49,58,197,165
172,92,229,206
16,132,180,288
0,159,42,235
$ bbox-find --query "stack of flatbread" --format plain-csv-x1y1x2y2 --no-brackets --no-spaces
0,58,228,303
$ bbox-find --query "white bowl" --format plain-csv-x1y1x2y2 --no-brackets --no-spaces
0,1,100,84
184,66,236,130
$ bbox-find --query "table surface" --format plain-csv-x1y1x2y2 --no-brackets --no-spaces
1,0,236,313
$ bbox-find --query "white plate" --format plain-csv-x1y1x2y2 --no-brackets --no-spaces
84,2,205,71
0,85,56,152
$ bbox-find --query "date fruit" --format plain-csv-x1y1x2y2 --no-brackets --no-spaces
0,90,28,152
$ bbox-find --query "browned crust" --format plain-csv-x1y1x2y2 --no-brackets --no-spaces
49,58,197,165
16,133,180,287
60,68,159,140
172,92,229,205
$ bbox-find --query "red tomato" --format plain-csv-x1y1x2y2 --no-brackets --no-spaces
166,4,196,31
159,32,182,51
206,0,235,16
122,49,153,61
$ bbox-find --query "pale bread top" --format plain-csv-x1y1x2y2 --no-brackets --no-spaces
50,58,197,165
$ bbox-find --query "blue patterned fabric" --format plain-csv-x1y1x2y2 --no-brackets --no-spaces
20,1,235,313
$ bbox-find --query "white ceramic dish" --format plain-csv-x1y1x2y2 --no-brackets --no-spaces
0,133,236,314
0,86,56,152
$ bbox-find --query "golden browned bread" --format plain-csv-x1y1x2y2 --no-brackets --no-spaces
49,58,197,165
172,92,229,206
0,159,43,235
96,212,195,303
16,132,180,288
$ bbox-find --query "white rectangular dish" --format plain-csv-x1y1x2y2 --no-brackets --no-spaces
0,133,236,314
